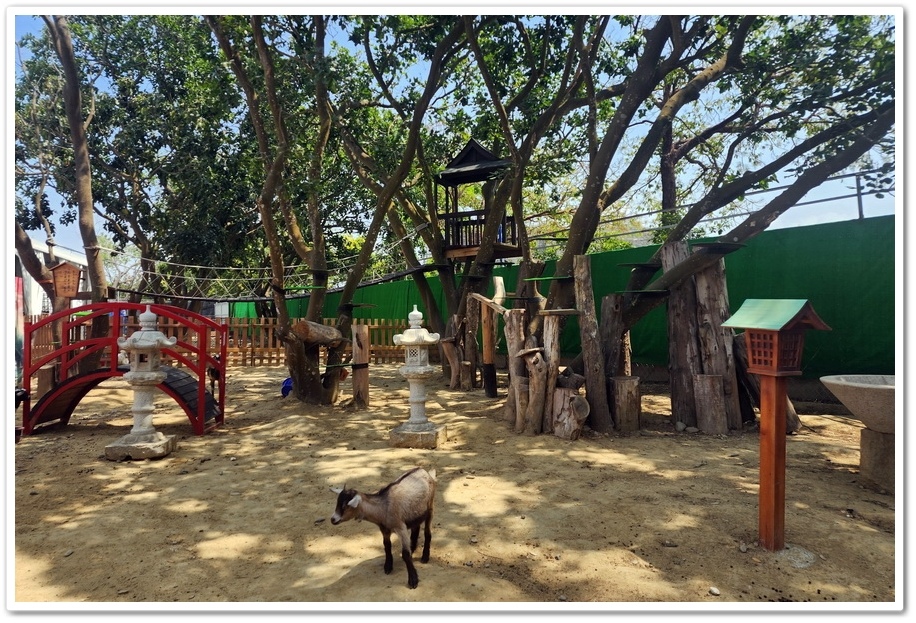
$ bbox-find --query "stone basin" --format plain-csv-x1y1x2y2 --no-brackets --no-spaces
820,375,895,434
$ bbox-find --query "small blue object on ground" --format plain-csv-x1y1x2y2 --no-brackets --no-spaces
281,377,293,397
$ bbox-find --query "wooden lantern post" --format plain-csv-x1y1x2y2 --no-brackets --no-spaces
723,299,831,551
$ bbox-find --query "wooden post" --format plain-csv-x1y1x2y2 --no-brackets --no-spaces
503,309,528,428
610,376,640,433
352,324,370,409
574,255,613,432
541,313,562,434
758,375,787,551
465,295,480,388
694,374,728,435
481,305,497,398
514,376,530,434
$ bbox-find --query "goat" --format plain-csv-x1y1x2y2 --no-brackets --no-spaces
207,355,221,394
330,467,437,589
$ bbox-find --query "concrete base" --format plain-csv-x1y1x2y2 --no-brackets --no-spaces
859,428,894,492
105,431,178,461
389,422,447,449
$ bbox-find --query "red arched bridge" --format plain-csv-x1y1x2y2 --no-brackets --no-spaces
21,302,228,437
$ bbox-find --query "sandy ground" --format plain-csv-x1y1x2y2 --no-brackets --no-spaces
10,363,898,613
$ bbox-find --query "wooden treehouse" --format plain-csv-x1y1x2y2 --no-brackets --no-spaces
435,139,521,261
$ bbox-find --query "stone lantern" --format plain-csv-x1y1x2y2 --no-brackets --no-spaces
105,305,179,460
389,305,447,449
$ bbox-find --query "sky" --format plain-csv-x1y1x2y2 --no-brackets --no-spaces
8,7,900,255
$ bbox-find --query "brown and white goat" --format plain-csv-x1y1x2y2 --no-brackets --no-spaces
330,467,437,589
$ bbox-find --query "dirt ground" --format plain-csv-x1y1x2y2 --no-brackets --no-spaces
10,363,899,612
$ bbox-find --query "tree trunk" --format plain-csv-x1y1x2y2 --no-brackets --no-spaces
351,324,370,409
660,241,700,427
694,374,729,435
694,258,741,430
574,255,613,432
46,16,109,373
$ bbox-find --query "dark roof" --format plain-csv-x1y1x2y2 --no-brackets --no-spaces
434,138,511,187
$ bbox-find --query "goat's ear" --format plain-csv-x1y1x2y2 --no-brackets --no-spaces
330,486,343,495
348,494,361,508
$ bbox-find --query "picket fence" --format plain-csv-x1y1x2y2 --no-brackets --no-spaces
24,315,418,368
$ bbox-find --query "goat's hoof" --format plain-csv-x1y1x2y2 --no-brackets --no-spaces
420,555,430,564
384,565,393,575
408,578,419,589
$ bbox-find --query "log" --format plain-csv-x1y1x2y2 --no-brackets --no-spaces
610,376,640,433
291,320,344,347
574,255,613,432
553,387,591,441
504,309,528,427
694,374,729,435
351,324,370,409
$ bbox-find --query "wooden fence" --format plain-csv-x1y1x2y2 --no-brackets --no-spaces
25,315,420,368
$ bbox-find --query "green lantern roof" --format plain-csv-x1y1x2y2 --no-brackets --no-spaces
722,299,831,332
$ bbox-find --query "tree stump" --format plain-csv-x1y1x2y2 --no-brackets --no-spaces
694,374,728,435
553,387,590,441
610,376,640,433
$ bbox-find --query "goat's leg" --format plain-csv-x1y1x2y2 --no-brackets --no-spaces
410,523,420,552
420,512,432,563
396,527,419,588
380,527,394,574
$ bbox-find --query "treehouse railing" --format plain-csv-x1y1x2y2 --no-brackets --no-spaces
440,210,518,249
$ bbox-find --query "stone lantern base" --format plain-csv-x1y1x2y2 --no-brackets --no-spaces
104,431,178,460
859,428,894,491
389,422,447,449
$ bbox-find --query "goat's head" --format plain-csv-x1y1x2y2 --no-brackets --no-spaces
329,486,361,524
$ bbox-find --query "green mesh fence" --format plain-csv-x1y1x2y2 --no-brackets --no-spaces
231,215,895,379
